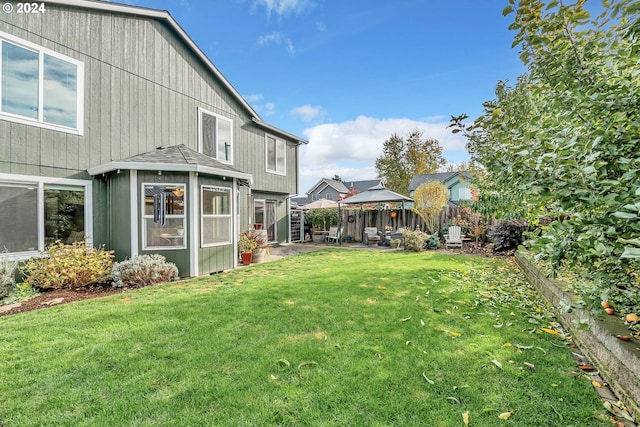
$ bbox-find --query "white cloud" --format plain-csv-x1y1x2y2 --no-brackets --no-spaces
296,115,469,194
256,32,295,54
290,104,326,122
257,32,282,46
243,93,276,117
253,0,314,18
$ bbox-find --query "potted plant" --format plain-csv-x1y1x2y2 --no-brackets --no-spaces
390,238,401,249
244,229,268,263
239,232,257,265
176,225,184,236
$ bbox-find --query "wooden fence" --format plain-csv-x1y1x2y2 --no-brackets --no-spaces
338,205,470,242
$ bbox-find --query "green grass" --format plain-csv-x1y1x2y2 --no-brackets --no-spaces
0,250,610,426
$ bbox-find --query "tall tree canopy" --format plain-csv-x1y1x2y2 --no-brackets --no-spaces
450,0,640,307
375,129,445,195
413,181,450,234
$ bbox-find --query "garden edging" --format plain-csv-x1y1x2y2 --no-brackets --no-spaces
515,253,640,419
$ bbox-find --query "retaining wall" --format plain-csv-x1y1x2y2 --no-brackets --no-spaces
515,254,640,418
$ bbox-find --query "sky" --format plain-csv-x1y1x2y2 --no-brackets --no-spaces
117,0,528,195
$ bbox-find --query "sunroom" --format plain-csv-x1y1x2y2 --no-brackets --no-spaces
88,145,252,277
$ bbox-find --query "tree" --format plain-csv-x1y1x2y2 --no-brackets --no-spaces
375,129,445,195
450,0,640,309
332,174,342,182
412,181,450,234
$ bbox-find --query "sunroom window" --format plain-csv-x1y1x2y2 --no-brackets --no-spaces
0,178,88,255
198,108,233,164
201,186,231,246
0,32,83,134
142,184,186,250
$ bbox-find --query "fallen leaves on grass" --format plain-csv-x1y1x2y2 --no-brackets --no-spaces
498,411,512,420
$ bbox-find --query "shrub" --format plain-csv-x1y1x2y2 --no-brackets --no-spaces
487,220,528,251
20,241,114,290
403,229,429,252
111,254,178,288
425,233,440,250
0,252,19,299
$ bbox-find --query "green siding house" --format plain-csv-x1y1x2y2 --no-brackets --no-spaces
408,172,475,205
0,0,307,276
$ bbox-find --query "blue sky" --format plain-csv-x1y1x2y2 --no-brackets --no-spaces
120,0,527,194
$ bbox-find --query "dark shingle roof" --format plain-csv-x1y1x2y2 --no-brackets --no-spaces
87,144,253,185
408,172,472,192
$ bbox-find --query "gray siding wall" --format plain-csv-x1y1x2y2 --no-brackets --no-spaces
0,4,298,192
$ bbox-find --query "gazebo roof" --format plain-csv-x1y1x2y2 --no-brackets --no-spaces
339,184,412,205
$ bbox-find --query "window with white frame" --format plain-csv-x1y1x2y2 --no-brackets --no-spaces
142,184,186,250
0,177,89,255
459,187,472,201
0,32,83,134
201,186,231,246
198,108,233,164
266,134,286,174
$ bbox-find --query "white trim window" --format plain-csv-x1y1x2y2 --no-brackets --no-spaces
142,183,186,250
0,31,84,134
459,187,472,201
201,186,231,247
266,134,286,175
0,174,91,257
198,107,233,164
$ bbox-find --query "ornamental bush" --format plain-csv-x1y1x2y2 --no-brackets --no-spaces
111,254,178,288
402,229,429,252
0,252,19,299
20,241,114,290
487,220,528,251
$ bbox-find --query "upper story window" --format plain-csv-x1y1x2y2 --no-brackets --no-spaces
459,187,472,201
198,107,233,164
0,32,83,134
266,134,285,175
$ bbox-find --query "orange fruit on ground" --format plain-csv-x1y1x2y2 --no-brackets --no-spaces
625,313,639,323
605,308,615,315
601,301,610,308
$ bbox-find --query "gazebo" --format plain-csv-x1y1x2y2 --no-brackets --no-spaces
338,184,413,245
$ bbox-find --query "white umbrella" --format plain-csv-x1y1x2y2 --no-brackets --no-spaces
301,199,339,210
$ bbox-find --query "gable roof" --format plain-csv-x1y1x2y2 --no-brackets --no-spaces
306,178,349,196
345,179,383,194
87,144,253,186
305,178,384,196
408,171,472,192
48,0,307,145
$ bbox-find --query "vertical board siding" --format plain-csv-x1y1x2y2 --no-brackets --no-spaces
105,171,130,257
1,3,301,259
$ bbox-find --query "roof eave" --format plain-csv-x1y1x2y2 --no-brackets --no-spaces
252,118,308,144
87,161,254,185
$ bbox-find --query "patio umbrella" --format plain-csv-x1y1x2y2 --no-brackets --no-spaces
301,198,339,209
338,184,413,245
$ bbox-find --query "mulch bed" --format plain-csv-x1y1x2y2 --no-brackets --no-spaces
0,286,125,317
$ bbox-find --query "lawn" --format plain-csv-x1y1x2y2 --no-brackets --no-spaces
0,250,610,426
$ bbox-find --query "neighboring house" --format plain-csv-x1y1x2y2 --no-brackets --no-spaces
0,0,307,276
301,178,382,204
408,172,475,204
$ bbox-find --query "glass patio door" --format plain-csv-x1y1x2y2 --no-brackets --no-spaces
254,199,277,242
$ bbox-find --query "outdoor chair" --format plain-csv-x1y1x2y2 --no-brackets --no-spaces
444,225,463,249
364,227,381,245
326,226,341,244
